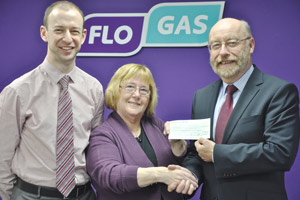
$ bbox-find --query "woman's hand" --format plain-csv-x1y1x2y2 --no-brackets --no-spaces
164,165,198,195
164,121,187,156
137,166,198,195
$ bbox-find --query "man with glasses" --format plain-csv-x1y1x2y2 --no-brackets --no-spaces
168,18,300,200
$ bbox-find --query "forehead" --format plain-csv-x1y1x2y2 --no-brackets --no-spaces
47,7,83,28
124,76,149,85
209,20,245,42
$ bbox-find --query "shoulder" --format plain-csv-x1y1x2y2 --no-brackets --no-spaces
75,67,103,89
2,67,41,97
195,79,221,95
8,67,40,89
142,115,164,131
192,80,220,102
91,112,123,136
74,67,104,102
255,68,298,94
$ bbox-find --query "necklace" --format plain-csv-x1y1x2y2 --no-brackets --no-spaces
133,126,142,143
136,135,142,143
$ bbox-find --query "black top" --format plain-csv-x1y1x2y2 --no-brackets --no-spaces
136,125,158,166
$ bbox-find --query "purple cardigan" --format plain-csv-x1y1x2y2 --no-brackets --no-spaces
86,111,185,200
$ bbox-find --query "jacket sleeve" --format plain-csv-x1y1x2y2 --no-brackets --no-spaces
86,125,140,194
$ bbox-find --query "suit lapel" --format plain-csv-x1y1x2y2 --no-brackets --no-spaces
209,81,222,137
222,67,264,143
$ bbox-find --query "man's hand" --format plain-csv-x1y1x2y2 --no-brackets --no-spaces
194,138,215,162
166,165,198,195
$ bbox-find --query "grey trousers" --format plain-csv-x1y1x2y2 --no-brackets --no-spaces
11,185,96,200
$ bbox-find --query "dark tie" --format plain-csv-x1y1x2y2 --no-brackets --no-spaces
215,85,237,144
56,75,75,197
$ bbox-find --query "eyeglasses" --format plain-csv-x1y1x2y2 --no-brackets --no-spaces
120,84,151,96
208,37,251,52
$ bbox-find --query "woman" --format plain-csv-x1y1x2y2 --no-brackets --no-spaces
87,63,197,200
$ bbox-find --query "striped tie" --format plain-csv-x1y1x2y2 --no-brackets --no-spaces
56,75,75,197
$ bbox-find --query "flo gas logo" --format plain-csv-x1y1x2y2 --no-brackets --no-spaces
78,1,225,57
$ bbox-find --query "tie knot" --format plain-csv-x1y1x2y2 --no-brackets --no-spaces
58,75,70,89
226,85,237,95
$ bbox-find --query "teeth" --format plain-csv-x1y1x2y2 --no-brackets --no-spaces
129,102,139,105
62,47,72,50
221,61,232,64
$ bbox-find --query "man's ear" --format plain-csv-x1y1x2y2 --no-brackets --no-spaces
40,25,48,42
249,37,255,54
81,28,87,45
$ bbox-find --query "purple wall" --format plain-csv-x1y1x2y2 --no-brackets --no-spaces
1,0,299,199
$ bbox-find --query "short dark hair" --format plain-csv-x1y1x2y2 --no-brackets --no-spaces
43,1,85,29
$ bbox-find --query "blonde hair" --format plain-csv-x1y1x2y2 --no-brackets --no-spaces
105,63,158,117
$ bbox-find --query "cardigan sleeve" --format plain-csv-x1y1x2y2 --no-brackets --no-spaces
86,123,140,194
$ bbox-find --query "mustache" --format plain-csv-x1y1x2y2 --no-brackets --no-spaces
216,57,237,65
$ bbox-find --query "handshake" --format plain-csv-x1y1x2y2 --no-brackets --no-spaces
166,164,198,195
137,164,198,195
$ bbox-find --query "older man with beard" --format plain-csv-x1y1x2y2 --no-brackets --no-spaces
167,18,300,200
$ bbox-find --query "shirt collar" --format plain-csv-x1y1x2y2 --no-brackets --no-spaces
221,65,254,94
40,58,78,84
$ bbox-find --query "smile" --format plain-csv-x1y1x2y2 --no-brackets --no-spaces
61,47,73,50
128,101,141,106
219,60,234,65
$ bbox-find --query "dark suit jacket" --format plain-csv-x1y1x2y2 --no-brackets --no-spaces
86,111,185,200
183,66,300,200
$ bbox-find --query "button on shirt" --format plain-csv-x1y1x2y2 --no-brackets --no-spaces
0,59,104,198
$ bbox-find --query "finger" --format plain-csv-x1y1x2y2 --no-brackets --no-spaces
181,179,190,194
167,181,178,192
198,137,205,144
194,140,201,150
187,184,195,195
175,180,185,194
163,121,170,136
171,167,197,182
190,180,198,188
167,164,180,170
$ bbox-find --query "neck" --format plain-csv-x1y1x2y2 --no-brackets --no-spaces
222,63,252,84
46,55,75,74
117,112,142,137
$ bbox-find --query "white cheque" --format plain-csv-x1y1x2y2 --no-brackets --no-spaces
169,118,210,140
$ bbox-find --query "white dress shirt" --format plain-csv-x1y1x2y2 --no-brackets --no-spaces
212,65,254,140
0,59,104,199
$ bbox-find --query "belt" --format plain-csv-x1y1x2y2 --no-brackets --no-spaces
16,178,91,199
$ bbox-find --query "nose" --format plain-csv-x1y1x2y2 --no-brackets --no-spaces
62,30,72,43
131,88,144,98
219,43,230,56
132,89,141,96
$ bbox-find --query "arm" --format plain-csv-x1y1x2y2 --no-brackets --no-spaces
86,127,139,194
86,121,197,195
91,83,104,131
137,165,197,195
163,141,204,198
214,83,300,177
0,87,23,200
